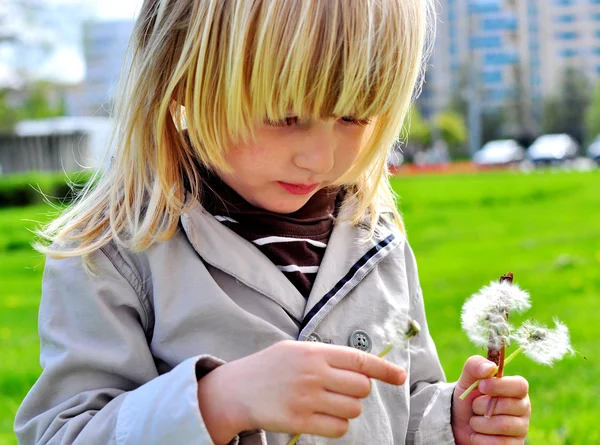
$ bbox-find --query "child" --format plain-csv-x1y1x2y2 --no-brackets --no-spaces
15,1,531,444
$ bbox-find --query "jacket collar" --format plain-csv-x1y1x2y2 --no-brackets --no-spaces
179,191,403,327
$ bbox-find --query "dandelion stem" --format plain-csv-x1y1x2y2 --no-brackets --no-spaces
288,435,300,445
483,273,512,416
377,344,394,358
458,347,524,400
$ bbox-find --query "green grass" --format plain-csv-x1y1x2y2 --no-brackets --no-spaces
393,169,600,444
0,169,599,444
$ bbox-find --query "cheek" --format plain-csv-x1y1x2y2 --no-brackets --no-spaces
337,141,363,169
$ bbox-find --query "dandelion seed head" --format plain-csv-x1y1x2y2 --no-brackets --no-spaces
461,280,531,350
512,319,574,365
376,311,419,348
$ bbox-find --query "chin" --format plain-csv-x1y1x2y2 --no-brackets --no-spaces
262,196,310,214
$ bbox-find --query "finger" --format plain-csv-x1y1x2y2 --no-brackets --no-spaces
294,413,349,438
470,433,525,445
470,414,529,437
456,356,498,396
479,376,529,399
325,368,372,398
325,347,406,385
473,395,531,417
315,391,364,419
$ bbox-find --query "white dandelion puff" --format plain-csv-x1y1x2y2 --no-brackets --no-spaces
461,280,531,350
512,319,574,365
375,311,421,358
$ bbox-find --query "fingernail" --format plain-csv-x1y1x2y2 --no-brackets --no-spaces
480,362,496,375
479,379,490,393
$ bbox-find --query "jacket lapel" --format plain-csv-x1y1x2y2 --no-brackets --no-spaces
299,205,403,339
179,191,306,322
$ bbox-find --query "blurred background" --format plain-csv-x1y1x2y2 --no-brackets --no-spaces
0,1,599,444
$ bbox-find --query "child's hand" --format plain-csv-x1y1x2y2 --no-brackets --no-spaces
452,356,531,445
197,340,406,444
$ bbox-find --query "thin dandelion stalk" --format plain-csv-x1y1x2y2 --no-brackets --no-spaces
486,273,514,417
459,272,531,408
287,317,421,445
458,346,523,400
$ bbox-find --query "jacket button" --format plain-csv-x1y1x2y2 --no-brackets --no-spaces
348,330,372,352
307,332,322,342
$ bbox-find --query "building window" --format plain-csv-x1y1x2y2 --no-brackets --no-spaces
553,0,576,5
469,1,502,14
483,52,519,65
482,17,518,31
470,35,503,49
555,14,576,23
486,88,514,101
559,48,578,57
594,12,600,20
530,74,541,87
555,31,579,40
482,71,503,84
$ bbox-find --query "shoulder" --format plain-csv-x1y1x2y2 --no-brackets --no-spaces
44,236,155,335
99,240,150,299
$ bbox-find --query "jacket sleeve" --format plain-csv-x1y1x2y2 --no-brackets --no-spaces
404,241,457,445
14,247,225,445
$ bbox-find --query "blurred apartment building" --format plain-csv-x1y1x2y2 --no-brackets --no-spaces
421,0,600,124
68,19,135,117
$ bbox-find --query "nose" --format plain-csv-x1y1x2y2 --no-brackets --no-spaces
293,131,336,175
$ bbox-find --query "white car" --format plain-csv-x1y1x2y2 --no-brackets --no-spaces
527,134,579,164
473,139,525,166
586,137,600,164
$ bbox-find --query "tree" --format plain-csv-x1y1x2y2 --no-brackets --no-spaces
404,105,432,147
585,81,600,144
448,64,511,148
542,67,591,143
434,110,468,159
21,82,66,120
503,63,536,140
0,89,21,132
0,82,66,133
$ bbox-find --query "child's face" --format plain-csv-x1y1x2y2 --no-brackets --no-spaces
218,116,372,214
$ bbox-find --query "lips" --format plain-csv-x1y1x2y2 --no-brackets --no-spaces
277,181,319,195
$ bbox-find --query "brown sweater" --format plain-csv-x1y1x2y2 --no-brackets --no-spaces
198,171,339,298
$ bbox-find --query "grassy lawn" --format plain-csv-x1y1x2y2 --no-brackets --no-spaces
0,169,599,444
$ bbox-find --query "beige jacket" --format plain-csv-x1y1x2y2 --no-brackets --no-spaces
15,191,456,445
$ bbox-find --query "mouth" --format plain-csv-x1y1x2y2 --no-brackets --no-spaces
277,181,319,195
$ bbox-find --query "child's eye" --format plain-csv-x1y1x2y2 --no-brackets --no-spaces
264,116,299,127
340,116,372,126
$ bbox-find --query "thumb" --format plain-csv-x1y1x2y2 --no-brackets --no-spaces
455,356,497,401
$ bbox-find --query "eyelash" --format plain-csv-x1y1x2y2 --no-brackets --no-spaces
265,116,372,127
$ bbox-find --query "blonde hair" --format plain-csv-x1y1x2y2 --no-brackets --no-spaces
34,0,435,266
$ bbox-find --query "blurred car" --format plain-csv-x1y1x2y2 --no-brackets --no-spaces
526,134,579,165
586,137,600,164
473,139,525,166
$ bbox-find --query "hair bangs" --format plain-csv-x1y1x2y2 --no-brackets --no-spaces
242,0,421,127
